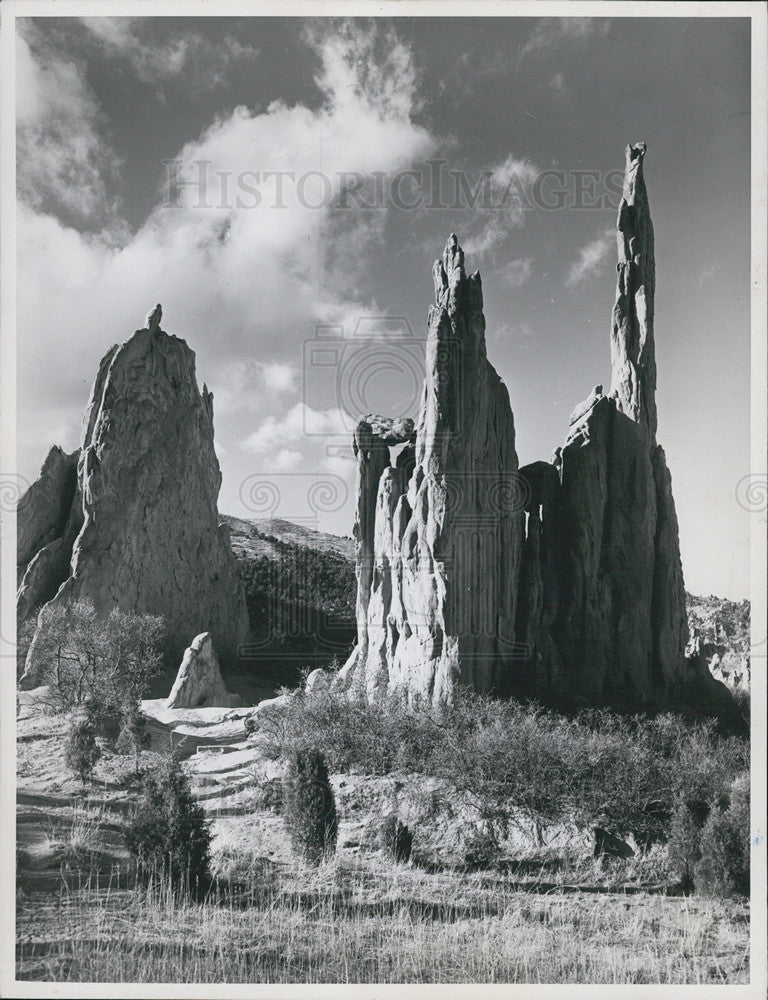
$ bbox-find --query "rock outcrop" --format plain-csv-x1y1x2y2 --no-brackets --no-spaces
17,447,85,623
341,144,733,716
685,593,750,693
17,446,78,572
166,632,239,709
339,235,525,701
20,315,249,684
516,143,719,710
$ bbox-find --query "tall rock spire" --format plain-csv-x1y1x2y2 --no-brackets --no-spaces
337,235,525,702
338,146,734,720
609,142,657,438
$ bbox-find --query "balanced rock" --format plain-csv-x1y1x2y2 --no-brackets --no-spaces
166,632,239,709
21,313,249,684
339,234,525,702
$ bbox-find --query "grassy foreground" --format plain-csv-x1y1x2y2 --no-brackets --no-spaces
17,864,749,984
16,688,751,985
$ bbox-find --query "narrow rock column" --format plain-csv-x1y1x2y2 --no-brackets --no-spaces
610,141,657,438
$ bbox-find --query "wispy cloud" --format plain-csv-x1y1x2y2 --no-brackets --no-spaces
18,19,439,474
566,228,615,286
550,72,567,96
461,154,540,260
241,404,347,456
498,257,534,287
80,17,259,86
519,18,610,60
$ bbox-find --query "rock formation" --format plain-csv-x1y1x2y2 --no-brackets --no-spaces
17,446,83,622
340,144,733,715
338,235,525,701
685,594,750,694
512,143,699,710
20,313,249,685
166,632,239,709
17,446,78,572
514,144,729,712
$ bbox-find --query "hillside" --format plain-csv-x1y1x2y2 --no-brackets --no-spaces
686,592,751,692
222,516,356,694
223,516,355,563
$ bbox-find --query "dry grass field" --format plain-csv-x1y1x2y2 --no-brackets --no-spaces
15,690,751,985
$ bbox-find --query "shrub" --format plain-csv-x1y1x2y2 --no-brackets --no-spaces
282,749,337,865
378,815,413,862
668,797,710,890
261,685,748,855
64,714,101,784
125,752,211,894
116,705,151,775
694,773,750,898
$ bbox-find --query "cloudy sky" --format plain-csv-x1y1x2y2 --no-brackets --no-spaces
15,15,751,598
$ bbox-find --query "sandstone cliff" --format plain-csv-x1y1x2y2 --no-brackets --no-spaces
338,236,525,701
20,318,249,684
685,593,750,693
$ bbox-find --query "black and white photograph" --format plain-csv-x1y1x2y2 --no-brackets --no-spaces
1,1,766,993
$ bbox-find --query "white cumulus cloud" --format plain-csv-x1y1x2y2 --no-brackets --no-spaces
17,20,438,501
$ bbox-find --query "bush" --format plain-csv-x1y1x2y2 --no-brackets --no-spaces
64,714,101,784
668,798,710,889
378,815,413,862
694,773,750,898
282,749,337,865
125,752,211,894
116,705,151,775
261,686,748,857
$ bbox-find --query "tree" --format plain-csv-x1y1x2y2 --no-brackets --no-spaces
31,599,164,712
65,714,101,785
125,751,211,894
694,773,750,898
116,705,151,775
282,749,337,865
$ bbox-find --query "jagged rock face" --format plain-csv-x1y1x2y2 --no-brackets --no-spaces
610,141,657,438
546,146,688,707
17,537,72,623
340,236,525,702
17,447,83,622
685,594,750,693
17,446,77,573
552,386,663,705
166,632,239,709
22,323,249,682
